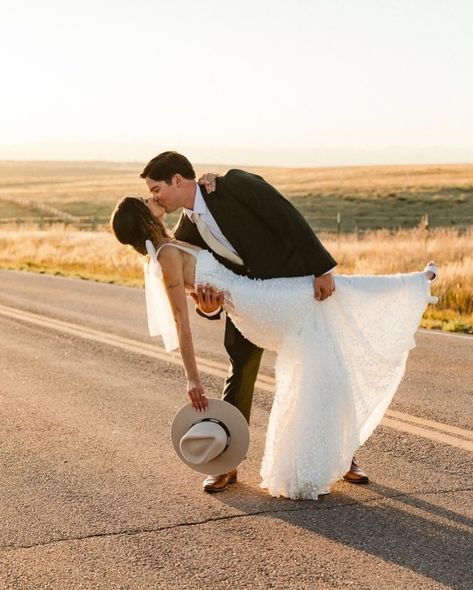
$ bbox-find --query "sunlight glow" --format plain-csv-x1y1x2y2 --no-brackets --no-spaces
2,0,472,165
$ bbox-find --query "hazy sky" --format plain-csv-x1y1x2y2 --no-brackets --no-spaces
1,0,472,165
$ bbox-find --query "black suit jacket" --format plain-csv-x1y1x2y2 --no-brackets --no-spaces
173,169,336,280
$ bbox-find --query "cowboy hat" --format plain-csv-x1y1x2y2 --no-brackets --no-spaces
171,399,249,475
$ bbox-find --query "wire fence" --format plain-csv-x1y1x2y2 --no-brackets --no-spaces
1,213,472,234
0,216,109,231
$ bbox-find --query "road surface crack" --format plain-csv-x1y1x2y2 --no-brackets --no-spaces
1,486,471,553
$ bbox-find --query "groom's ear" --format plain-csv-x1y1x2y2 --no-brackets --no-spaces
173,173,183,187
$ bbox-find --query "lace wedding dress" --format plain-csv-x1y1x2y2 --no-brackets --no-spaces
147,243,437,500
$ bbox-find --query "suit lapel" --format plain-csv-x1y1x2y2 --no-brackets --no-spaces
201,186,245,255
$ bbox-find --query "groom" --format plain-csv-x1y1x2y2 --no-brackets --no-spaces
141,151,369,491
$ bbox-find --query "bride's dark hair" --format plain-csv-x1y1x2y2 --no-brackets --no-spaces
110,197,169,256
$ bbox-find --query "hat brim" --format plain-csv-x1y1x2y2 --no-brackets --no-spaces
170,399,250,475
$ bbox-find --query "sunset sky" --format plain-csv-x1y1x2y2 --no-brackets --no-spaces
1,0,472,166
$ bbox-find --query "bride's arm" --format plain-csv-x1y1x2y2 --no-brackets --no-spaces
198,172,220,193
158,247,208,412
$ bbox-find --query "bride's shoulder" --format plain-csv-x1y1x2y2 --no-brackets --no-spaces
156,243,181,262
157,242,201,270
173,240,201,255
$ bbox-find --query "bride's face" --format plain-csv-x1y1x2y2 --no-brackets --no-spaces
140,196,165,219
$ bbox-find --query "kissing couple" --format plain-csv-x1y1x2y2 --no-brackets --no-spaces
111,151,437,500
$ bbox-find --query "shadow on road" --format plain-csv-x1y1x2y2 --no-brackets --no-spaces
216,481,472,589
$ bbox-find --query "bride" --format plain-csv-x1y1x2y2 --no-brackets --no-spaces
110,195,437,500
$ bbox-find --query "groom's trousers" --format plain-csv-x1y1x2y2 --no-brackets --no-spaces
222,316,263,424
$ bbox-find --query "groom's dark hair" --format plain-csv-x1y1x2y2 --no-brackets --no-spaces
140,151,196,183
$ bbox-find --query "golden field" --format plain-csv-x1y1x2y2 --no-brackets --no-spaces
1,160,473,200
0,160,471,332
1,161,473,231
0,226,471,333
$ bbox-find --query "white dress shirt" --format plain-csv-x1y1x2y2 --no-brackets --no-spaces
185,184,238,254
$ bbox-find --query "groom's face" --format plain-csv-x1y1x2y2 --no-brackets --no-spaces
145,175,183,213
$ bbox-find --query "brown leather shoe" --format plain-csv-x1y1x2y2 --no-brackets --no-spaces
203,469,238,493
343,459,369,484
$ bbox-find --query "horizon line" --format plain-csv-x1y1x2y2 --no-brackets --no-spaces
1,158,473,171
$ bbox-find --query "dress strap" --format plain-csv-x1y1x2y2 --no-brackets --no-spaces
155,242,199,258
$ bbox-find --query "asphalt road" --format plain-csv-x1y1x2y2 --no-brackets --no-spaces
0,269,472,590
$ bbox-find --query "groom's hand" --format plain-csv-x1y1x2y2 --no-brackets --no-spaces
190,284,224,314
313,274,335,301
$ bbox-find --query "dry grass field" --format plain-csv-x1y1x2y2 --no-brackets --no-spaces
0,226,471,333
0,161,471,332
1,161,473,230
1,160,473,198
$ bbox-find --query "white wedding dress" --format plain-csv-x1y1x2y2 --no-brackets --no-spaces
147,243,437,500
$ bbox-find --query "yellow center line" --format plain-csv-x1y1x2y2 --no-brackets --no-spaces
1,303,471,452
381,417,473,452
386,408,473,441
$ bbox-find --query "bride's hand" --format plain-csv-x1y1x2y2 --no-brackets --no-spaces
198,173,220,193
187,379,208,412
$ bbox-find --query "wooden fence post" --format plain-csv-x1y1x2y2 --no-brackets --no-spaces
422,214,429,232
422,213,430,256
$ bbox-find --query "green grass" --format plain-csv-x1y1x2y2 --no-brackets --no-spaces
291,189,473,232
48,200,114,218
1,161,472,231
2,192,472,233
0,199,41,218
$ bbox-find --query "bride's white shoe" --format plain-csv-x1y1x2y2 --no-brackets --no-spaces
423,261,438,282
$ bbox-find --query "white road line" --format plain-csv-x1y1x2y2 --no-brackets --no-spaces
418,328,473,341
1,303,472,451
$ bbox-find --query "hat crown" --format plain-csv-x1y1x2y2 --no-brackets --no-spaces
179,421,229,465
171,399,250,476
